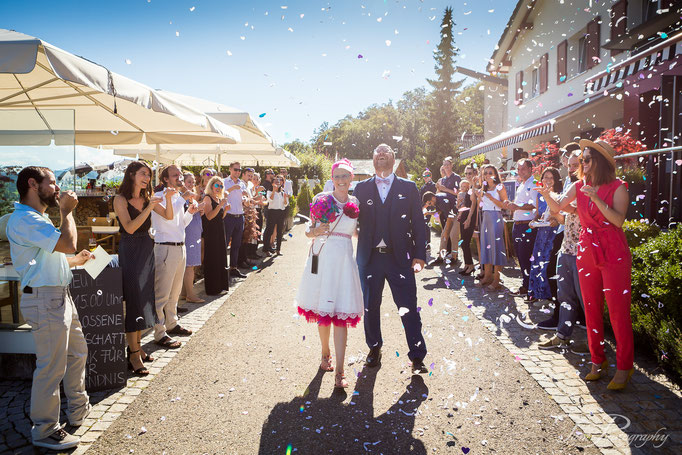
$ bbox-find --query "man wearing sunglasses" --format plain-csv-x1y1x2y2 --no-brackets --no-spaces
223,162,249,279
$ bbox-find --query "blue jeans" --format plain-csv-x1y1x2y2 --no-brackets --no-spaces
556,253,584,339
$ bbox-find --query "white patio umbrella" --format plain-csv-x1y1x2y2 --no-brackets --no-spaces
113,146,300,168
0,29,240,146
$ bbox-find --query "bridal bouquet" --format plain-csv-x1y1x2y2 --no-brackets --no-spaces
309,195,341,223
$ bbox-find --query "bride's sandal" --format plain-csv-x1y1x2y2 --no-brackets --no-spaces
335,372,349,388
320,354,334,371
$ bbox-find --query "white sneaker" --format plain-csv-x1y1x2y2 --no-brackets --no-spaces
33,428,80,450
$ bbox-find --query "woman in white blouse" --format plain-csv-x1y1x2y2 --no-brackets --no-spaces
262,174,289,255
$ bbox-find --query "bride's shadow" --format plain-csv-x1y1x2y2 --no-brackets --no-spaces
258,367,429,454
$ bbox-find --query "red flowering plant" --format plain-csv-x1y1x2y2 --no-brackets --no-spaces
599,128,646,183
529,141,562,178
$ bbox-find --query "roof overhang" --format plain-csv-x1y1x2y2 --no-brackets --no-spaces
487,0,538,74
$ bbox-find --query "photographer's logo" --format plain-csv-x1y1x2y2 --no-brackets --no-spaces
565,414,669,449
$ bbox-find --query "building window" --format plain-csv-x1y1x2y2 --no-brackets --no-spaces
578,36,588,74
531,68,540,98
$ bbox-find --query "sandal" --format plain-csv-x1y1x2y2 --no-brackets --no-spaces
155,335,181,349
127,347,154,363
127,349,149,376
320,354,334,371
335,372,349,388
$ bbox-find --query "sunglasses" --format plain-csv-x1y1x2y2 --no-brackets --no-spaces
232,168,242,172
579,156,592,164
214,183,224,188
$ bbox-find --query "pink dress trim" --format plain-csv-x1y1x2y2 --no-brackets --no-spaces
297,307,361,328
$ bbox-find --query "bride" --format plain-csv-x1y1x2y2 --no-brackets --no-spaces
296,159,363,388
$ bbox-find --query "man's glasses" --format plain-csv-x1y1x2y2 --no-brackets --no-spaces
232,168,242,172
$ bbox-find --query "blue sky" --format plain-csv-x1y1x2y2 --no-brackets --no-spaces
3,0,515,149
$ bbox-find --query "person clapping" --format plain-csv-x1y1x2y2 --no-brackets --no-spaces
7,167,95,450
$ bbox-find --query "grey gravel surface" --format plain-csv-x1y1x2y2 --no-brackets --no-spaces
87,223,597,455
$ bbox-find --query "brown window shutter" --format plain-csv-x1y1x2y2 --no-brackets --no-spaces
540,53,548,93
610,0,627,57
557,40,567,84
516,70,524,104
586,18,601,69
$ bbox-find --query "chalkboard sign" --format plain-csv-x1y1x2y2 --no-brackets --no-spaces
69,268,126,392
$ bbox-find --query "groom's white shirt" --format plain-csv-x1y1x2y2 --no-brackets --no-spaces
374,172,395,247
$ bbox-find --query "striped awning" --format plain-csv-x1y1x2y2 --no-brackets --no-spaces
585,32,682,94
460,119,555,159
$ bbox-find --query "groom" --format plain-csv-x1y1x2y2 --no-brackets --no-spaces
354,144,428,373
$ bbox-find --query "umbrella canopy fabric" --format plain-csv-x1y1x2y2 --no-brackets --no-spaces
113,146,300,168
0,29,240,147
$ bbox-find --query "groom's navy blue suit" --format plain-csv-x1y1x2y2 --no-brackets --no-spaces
355,175,427,361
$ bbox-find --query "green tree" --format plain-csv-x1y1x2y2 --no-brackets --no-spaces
426,6,463,170
454,83,484,137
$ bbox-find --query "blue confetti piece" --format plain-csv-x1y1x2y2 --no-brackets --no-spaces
252,266,258,270
288,233,293,237
526,228,532,233
396,351,399,357
258,113,266,118
462,316,469,322
428,298,433,306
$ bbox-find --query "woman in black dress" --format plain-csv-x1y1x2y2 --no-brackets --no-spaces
114,161,173,375
201,176,230,295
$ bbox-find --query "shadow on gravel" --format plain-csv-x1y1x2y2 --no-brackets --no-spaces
259,368,429,454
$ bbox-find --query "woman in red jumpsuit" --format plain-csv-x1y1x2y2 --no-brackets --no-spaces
539,139,634,390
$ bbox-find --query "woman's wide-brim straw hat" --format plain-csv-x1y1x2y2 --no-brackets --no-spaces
579,139,616,166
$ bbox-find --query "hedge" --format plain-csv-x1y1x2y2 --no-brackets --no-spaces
297,183,313,217
622,220,661,248
629,226,682,383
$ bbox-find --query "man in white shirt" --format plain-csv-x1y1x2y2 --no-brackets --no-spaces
7,167,94,450
152,165,199,349
223,162,249,278
504,158,538,296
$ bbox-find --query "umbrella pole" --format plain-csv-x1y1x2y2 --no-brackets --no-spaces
155,144,160,186
217,153,221,174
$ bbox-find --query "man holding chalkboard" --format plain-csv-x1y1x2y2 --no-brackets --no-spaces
6,166,95,451
152,165,199,349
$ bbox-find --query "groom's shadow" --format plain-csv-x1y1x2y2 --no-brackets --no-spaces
258,368,429,454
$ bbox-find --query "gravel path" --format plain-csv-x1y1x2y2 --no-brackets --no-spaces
87,223,597,454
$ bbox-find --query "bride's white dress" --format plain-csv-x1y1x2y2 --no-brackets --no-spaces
296,192,364,327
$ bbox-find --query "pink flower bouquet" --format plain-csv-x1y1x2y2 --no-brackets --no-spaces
309,195,340,223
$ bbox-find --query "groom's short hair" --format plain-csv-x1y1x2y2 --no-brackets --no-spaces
373,143,394,155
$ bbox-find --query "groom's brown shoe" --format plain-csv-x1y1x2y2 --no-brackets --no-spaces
365,347,382,368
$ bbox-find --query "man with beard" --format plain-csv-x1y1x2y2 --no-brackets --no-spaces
354,144,428,374
6,166,95,450
152,165,199,349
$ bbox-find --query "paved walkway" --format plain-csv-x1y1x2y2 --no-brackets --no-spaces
438,251,681,454
0,266,249,454
0,224,679,454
